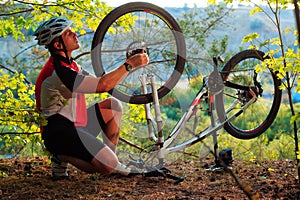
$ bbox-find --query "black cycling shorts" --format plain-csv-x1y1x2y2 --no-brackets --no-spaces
42,104,106,163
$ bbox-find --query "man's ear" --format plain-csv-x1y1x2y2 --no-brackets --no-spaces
53,41,63,50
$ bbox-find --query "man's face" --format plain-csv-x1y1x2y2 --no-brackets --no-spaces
61,28,80,51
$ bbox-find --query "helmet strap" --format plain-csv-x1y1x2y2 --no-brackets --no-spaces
59,36,71,63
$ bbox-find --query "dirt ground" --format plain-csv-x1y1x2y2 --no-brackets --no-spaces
0,157,299,200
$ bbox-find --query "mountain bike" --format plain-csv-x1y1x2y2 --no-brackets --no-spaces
91,2,282,181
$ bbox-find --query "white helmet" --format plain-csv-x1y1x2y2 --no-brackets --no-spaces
33,18,72,46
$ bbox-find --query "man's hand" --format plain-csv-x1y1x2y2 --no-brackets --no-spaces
125,50,149,69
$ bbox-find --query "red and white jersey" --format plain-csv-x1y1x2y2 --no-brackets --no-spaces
35,54,88,127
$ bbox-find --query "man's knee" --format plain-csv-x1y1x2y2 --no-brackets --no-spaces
92,147,119,174
110,97,122,112
99,97,122,112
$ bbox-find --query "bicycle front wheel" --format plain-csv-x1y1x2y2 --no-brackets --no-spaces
91,2,186,104
222,50,282,139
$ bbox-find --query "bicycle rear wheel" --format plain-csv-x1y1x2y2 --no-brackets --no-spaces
222,50,282,139
91,2,186,104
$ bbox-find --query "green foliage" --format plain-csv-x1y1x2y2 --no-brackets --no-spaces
239,1,300,127
218,0,300,178
0,68,45,157
1,0,113,40
0,69,42,131
218,132,295,161
237,1,300,96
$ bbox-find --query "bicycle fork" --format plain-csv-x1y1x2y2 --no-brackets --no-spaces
139,74,165,165
139,74,184,183
139,74,157,142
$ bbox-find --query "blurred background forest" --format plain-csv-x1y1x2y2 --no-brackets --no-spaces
0,0,299,164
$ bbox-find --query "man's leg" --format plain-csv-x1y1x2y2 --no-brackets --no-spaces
58,146,130,175
70,97,131,175
98,98,122,152
58,145,118,174
87,97,123,152
45,111,128,176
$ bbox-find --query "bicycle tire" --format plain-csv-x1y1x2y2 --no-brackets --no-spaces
222,49,282,139
91,2,186,104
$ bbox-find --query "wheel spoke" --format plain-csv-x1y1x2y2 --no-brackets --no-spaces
222,50,281,139
91,2,186,104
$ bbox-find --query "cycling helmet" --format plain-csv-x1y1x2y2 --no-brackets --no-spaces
33,17,72,46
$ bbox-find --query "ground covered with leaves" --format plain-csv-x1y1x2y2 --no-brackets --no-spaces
0,157,299,199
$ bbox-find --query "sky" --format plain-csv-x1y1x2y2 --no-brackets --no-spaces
104,0,209,8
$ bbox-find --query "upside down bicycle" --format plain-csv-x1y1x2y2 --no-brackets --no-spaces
90,2,282,181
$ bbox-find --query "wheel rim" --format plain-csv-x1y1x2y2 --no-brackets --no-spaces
223,54,280,137
92,5,186,104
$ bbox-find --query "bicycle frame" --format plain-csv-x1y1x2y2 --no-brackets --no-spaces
162,83,257,155
125,62,259,170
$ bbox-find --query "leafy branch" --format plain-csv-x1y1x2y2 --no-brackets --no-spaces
235,0,300,184
0,132,40,135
